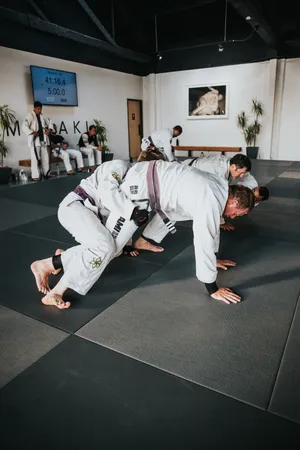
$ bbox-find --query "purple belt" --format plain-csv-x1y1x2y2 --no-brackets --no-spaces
73,185,102,220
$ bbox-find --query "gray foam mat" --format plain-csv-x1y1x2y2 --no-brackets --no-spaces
0,231,161,333
251,160,293,167
267,178,300,199
269,298,300,424
290,162,300,169
253,196,300,216
2,336,300,450
0,198,56,231
0,173,88,207
0,305,67,388
77,237,300,409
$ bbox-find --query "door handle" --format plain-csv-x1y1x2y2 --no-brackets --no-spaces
138,124,141,136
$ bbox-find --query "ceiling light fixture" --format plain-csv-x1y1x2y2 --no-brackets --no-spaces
218,44,224,52
246,15,251,20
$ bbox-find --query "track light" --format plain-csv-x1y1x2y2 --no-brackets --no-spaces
218,44,224,52
156,52,162,60
246,15,251,20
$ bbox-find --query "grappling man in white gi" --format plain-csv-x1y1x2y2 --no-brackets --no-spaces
31,158,255,309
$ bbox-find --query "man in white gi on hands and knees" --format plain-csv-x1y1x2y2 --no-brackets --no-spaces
141,125,183,162
22,101,55,181
120,161,255,304
30,159,149,309
78,125,103,172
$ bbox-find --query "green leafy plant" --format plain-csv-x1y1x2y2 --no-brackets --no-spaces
237,99,264,147
94,119,110,152
0,105,16,166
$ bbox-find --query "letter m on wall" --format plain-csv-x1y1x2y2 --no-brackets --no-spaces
6,121,20,137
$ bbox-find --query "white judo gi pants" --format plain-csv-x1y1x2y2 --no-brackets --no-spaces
80,146,102,167
52,148,84,172
57,193,138,295
30,143,50,179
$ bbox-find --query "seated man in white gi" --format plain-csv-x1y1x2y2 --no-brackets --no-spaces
30,159,149,309
31,160,255,308
141,125,182,162
50,124,86,175
78,125,103,171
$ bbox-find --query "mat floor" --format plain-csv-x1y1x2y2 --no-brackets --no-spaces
1,159,300,449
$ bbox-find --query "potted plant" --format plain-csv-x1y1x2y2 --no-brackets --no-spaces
0,105,16,184
237,99,264,159
94,119,114,163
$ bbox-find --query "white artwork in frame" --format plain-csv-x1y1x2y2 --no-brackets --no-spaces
187,84,229,119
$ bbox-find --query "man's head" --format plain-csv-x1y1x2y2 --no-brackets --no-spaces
33,101,42,115
224,185,255,219
88,125,96,136
138,147,165,162
229,154,251,179
253,186,269,202
172,125,182,138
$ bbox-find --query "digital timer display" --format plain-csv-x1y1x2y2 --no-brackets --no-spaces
30,66,78,106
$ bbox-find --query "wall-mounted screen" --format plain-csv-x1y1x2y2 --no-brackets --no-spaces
30,65,78,106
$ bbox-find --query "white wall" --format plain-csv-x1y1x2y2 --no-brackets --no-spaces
277,59,300,161
143,59,300,161
0,46,142,168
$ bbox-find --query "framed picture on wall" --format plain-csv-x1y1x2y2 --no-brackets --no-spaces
187,84,229,119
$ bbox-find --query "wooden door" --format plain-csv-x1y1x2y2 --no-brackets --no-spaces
127,100,142,160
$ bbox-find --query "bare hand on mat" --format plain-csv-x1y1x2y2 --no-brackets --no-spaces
211,288,241,304
216,259,236,270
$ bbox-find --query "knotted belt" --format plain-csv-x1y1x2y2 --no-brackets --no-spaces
146,161,176,235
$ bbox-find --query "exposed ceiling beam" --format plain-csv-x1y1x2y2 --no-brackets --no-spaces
76,0,117,46
0,6,151,64
228,0,277,49
115,1,149,47
27,0,49,22
157,0,218,16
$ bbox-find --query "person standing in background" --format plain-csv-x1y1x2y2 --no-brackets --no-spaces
141,125,183,162
78,125,102,172
22,101,54,181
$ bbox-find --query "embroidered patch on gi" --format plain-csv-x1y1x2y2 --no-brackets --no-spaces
130,185,138,194
112,172,121,184
90,257,102,269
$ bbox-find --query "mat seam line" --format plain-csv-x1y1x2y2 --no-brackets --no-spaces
266,291,300,411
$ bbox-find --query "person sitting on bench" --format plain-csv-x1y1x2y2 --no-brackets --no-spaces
50,125,85,175
78,125,102,171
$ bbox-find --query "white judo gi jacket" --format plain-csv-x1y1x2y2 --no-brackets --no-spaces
121,161,228,284
230,172,258,189
141,128,175,162
183,154,230,181
22,111,54,148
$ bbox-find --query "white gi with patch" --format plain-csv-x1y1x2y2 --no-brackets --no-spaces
22,112,54,179
121,161,228,284
141,128,175,162
57,160,138,295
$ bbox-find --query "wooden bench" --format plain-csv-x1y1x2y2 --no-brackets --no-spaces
173,146,241,157
19,155,88,170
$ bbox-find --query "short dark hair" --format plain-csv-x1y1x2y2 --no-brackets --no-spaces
34,101,42,108
258,186,269,201
138,147,165,162
230,154,251,172
173,125,182,134
228,185,255,212
89,125,96,131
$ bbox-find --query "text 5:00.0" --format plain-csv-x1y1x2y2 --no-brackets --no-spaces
48,88,66,96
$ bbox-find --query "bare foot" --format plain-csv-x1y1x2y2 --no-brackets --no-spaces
42,293,71,309
52,249,64,275
31,260,52,294
134,237,164,253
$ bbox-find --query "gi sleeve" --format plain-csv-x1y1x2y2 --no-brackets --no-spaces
97,169,136,220
192,198,220,284
82,133,97,150
22,114,34,136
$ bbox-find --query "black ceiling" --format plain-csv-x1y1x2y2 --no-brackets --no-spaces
0,0,300,75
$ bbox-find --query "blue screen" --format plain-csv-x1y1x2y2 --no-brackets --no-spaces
30,66,78,106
